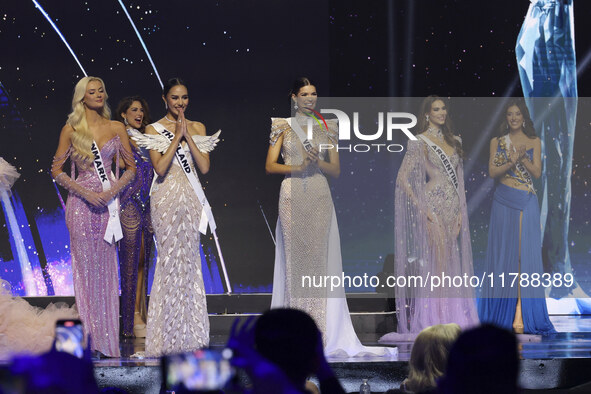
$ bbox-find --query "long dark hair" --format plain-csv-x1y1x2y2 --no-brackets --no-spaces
289,77,316,99
115,96,151,132
162,77,187,97
497,99,537,139
416,95,463,158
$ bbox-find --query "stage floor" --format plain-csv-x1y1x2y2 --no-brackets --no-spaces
91,315,591,367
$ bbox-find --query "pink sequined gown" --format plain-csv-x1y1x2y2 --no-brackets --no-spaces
62,136,128,357
383,137,478,340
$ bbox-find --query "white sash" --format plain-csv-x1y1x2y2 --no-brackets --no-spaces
504,135,535,193
418,135,460,198
151,123,216,234
91,141,123,244
286,117,314,153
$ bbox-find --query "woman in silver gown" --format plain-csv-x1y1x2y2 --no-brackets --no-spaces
142,78,213,356
266,77,394,358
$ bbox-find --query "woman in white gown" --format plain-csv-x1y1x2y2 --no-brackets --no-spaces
136,78,219,357
265,77,395,358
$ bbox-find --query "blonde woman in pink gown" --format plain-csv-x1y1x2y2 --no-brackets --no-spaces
51,76,136,357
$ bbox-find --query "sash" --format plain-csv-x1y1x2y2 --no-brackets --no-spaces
286,117,314,153
417,135,460,198
151,123,216,234
91,141,123,244
503,135,535,193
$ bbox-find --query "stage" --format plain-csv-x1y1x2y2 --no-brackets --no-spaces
2,294,590,393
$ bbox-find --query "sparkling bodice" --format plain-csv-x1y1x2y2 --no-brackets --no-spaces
423,141,461,229
493,136,534,190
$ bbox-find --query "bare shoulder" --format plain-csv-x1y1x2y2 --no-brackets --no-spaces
145,124,158,135
61,123,75,136
188,120,206,136
490,136,499,147
110,120,127,135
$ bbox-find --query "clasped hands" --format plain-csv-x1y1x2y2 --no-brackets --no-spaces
507,144,527,166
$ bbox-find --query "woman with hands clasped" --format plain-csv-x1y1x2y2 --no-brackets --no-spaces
136,78,220,356
478,99,555,335
51,76,136,357
267,77,394,358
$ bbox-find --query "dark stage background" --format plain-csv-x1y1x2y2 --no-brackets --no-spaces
1,1,590,298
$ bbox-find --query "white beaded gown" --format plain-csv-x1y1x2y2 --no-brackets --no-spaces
145,133,210,357
269,117,396,358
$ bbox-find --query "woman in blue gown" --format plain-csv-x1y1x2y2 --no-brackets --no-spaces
478,99,555,334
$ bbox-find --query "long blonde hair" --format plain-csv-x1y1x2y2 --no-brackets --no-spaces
405,323,461,392
67,76,111,163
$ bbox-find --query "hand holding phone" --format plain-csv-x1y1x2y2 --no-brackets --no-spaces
54,319,85,359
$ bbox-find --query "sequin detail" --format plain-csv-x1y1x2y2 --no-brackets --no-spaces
493,137,534,190
63,136,132,357
270,117,338,335
145,138,209,357
119,140,154,337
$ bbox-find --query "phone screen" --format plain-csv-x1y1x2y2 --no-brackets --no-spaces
55,319,85,359
164,348,234,391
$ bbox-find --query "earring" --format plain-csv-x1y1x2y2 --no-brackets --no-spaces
165,102,168,110
294,102,298,110
123,117,129,126
506,122,509,130
426,115,429,122
522,121,526,128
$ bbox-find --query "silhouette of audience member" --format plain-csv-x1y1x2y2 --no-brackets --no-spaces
9,340,99,394
227,309,346,394
437,324,519,394
399,323,460,393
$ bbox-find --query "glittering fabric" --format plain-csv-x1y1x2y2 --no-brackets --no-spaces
270,117,338,335
118,136,154,337
145,138,209,357
392,138,478,334
493,136,535,191
55,136,134,357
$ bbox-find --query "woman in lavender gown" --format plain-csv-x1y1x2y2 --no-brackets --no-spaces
115,96,154,338
382,96,478,341
51,77,136,357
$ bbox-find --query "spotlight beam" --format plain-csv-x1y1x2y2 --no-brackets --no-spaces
31,0,87,76
117,0,163,89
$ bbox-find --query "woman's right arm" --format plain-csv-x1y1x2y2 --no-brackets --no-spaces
51,125,106,207
264,132,310,175
146,124,183,177
488,137,516,179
